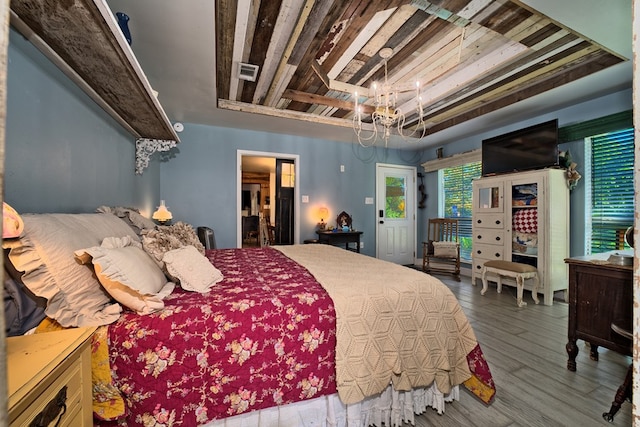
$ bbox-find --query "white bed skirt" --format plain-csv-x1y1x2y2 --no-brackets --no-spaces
202,383,459,427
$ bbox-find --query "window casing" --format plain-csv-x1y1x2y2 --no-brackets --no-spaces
439,161,482,261
585,128,635,253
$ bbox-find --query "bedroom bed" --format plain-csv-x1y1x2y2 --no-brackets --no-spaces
3,209,495,427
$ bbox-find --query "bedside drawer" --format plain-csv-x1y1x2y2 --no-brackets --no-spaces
11,360,84,427
8,328,95,427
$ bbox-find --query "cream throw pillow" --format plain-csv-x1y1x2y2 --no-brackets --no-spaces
76,236,174,315
162,245,223,293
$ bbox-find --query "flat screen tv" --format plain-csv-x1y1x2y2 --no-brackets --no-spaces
481,119,559,176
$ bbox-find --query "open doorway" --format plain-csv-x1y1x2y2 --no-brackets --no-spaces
237,150,300,248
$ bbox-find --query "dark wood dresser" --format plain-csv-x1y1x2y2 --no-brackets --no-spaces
565,253,633,371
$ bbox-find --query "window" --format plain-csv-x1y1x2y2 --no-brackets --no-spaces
440,161,482,261
586,128,635,253
385,177,407,219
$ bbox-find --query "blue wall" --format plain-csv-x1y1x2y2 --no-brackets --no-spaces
3,24,633,259
160,124,424,254
4,28,159,215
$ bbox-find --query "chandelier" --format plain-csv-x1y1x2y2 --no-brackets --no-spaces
352,48,428,147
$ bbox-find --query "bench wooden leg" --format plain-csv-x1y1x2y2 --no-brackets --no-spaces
481,267,488,295
531,274,540,305
515,275,527,307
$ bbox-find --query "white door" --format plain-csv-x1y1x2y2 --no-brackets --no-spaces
376,164,416,265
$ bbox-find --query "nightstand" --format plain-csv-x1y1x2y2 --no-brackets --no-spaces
7,327,96,426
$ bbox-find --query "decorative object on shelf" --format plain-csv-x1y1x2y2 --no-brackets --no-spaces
152,200,173,224
625,225,634,248
352,48,427,148
559,150,581,190
116,12,132,45
417,173,427,209
336,211,352,230
135,138,177,174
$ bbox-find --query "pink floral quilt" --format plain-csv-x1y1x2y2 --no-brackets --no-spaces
100,247,337,426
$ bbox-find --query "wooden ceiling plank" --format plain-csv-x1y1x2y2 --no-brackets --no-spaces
328,7,397,80
320,0,402,73
264,0,317,106
389,24,471,87
424,44,601,123
410,27,518,96
347,11,437,87
240,0,282,103
229,0,258,101
219,99,355,129
419,33,585,116
252,0,306,104
402,37,527,113
426,51,622,134
528,29,572,51
457,0,493,20
481,1,532,36
289,0,337,65
267,64,299,107
467,0,508,25
503,14,547,42
361,5,418,58
215,0,237,102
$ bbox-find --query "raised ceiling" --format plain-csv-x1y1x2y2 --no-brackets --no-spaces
106,0,632,149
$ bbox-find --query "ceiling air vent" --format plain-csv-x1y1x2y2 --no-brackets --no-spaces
238,62,259,82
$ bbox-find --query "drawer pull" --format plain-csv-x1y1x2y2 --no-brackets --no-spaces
495,236,501,241
30,385,67,427
495,220,501,225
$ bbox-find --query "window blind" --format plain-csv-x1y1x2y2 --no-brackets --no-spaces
442,161,482,260
589,128,635,253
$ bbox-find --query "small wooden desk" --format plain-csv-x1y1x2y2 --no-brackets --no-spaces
565,253,633,371
316,230,363,253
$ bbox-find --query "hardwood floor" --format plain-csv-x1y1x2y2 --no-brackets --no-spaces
412,273,632,427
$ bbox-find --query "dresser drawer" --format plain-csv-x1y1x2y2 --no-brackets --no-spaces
473,214,505,229
472,243,504,261
473,228,505,246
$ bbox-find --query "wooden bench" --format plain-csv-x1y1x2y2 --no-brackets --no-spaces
481,260,539,307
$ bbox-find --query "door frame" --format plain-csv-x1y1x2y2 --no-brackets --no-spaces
237,150,300,247
375,163,417,264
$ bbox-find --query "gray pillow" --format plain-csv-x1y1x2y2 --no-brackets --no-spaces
3,213,139,327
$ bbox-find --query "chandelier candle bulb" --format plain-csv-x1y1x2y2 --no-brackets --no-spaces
352,47,428,147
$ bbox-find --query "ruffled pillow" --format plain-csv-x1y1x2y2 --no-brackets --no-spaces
3,213,138,327
3,202,24,239
75,236,174,315
142,221,205,267
97,206,156,237
163,245,223,293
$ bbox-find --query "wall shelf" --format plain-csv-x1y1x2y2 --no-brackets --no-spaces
9,0,180,143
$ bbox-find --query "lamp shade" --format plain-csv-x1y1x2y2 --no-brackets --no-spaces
152,200,173,222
